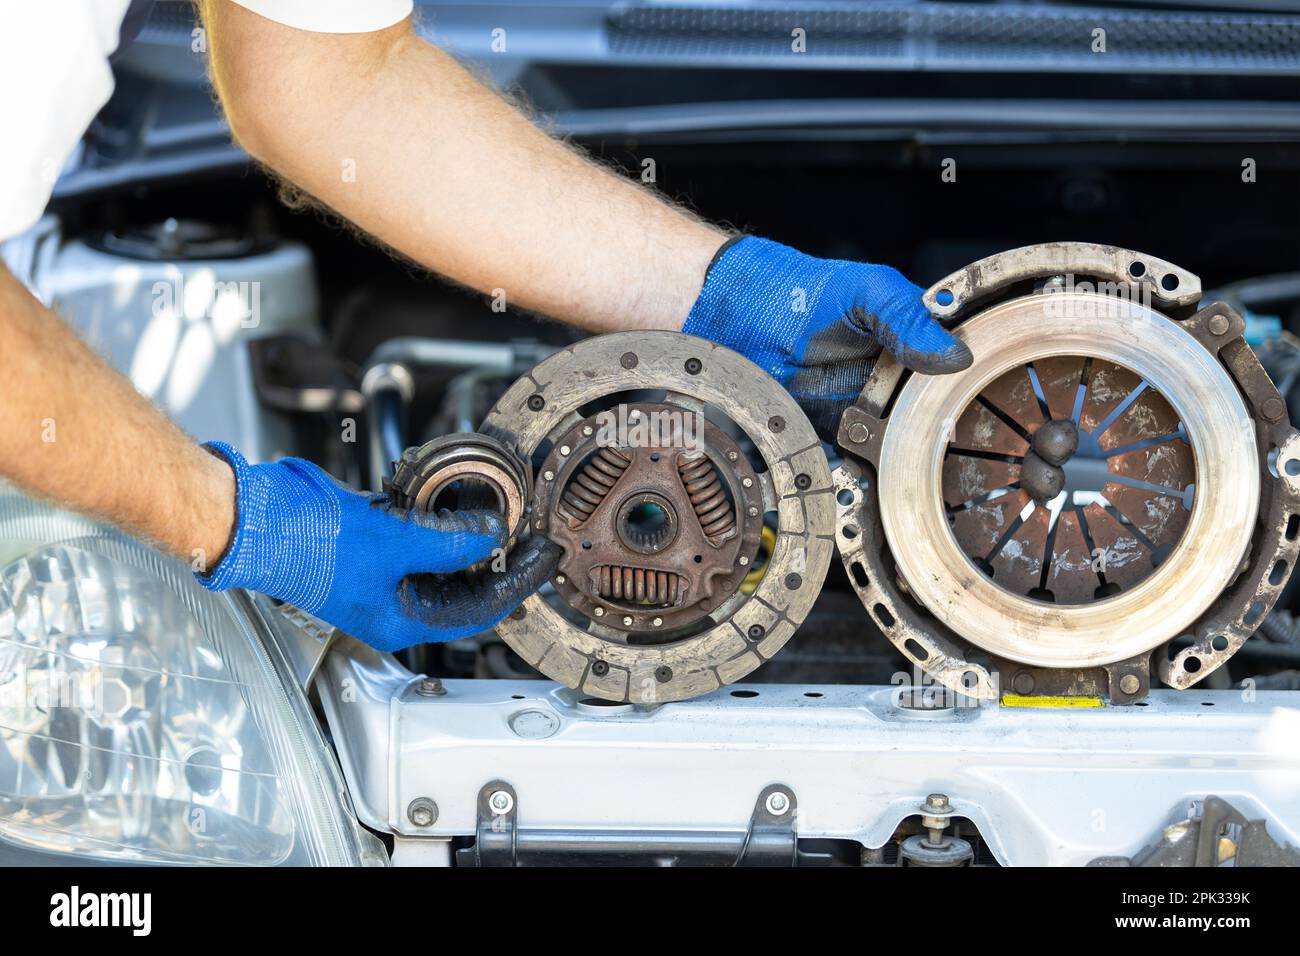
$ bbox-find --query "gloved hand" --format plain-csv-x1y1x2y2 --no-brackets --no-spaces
684,236,973,439
196,442,560,652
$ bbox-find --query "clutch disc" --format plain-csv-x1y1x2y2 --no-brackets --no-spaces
835,243,1300,703
483,331,836,704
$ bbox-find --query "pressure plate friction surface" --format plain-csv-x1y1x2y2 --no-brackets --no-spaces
876,292,1260,670
482,331,835,704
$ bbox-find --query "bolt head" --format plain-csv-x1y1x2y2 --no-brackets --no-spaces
582,425,594,436
559,445,571,456
489,790,514,815
747,506,759,517
543,470,555,482
416,677,446,698
738,556,750,566
622,616,634,626
652,617,663,627
742,477,753,488
847,422,871,444
1208,314,1231,336
407,797,438,827
1119,673,1141,695
593,607,605,617
925,793,950,811
766,791,790,815
727,451,739,461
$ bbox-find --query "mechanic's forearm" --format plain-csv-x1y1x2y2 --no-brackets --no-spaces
0,267,235,563
201,2,725,332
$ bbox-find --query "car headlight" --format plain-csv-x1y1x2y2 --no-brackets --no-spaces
0,491,380,865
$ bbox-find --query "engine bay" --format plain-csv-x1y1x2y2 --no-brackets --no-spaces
8,32,1300,864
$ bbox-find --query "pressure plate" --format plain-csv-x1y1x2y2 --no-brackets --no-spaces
483,331,836,704
834,242,1300,703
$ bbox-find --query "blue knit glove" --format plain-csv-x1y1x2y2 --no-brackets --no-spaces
196,442,560,652
684,236,972,439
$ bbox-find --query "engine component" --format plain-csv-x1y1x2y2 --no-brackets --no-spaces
835,242,1300,703
483,331,836,703
388,432,532,540
1090,796,1300,867
898,794,975,867
541,402,762,633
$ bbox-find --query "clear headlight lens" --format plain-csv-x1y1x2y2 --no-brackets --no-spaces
0,493,375,865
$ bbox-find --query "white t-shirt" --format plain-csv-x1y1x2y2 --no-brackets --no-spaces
0,0,414,242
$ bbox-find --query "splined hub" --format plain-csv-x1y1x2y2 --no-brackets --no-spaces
616,492,679,555
835,242,1300,703
539,403,761,632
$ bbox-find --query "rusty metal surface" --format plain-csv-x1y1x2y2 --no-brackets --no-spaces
879,291,1257,669
1078,360,1143,433
538,404,760,633
833,459,1000,700
940,354,1192,604
1096,387,1182,450
1155,306,1300,690
981,365,1044,429
988,505,1050,595
950,402,1028,456
1046,510,1096,604
836,243,1283,702
1102,483,1187,552
1081,503,1153,593
922,241,1202,322
389,432,531,540
941,456,1021,507
1033,355,1086,421
484,331,835,704
950,489,1029,561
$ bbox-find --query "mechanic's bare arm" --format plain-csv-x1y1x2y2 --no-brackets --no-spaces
0,266,236,563
200,1,726,332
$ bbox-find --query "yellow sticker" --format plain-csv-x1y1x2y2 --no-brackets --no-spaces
1001,694,1103,709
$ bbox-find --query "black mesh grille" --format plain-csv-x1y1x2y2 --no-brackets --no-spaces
607,4,1300,70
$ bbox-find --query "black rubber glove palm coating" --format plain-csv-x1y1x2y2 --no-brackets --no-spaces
398,537,564,636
